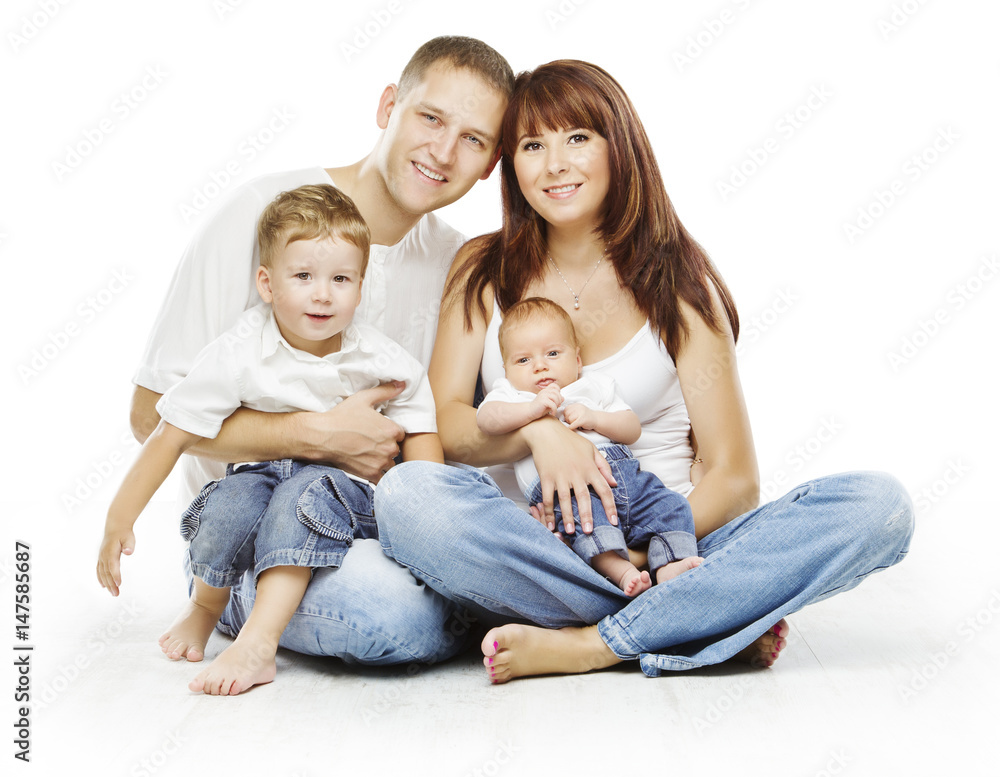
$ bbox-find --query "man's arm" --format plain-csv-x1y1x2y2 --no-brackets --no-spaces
130,383,406,482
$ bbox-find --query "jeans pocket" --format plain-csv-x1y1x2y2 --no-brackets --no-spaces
180,478,222,541
297,473,372,543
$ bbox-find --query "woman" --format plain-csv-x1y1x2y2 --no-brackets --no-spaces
374,60,913,682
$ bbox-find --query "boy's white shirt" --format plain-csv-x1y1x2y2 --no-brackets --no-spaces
478,373,632,496
133,167,465,501
156,303,436,442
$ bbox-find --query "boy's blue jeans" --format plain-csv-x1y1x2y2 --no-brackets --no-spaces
526,444,698,577
374,464,914,676
182,459,377,588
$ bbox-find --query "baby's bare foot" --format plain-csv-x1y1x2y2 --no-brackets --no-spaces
654,556,704,585
482,624,619,684
158,599,225,662
188,636,277,696
622,569,652,597
735,619,790,668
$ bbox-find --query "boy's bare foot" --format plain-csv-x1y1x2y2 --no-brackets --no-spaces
188,636,277,696
158,599,225,662
654,555,704,585
622,569,652,597
734,619,789,668
482,624,620,684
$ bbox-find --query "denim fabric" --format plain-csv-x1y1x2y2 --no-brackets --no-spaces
182,459,376,588
375,463,914,677
525,444,697,577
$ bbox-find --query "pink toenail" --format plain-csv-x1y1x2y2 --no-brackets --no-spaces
488,656,494,665
493,641,498,651
771,651,777,658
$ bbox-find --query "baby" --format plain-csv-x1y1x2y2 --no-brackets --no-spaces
477,297,702,596
97,184,442,695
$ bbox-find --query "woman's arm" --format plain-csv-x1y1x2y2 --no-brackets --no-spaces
675,286,760,538
400,432,445,464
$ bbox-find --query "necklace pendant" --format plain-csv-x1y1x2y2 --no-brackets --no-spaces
574,301,580,310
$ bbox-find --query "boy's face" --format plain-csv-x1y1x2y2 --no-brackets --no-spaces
503,315,582,393
256,234,365,357
374,63,506,216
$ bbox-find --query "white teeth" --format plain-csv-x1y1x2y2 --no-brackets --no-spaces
547,184,578,194
415,162,445,181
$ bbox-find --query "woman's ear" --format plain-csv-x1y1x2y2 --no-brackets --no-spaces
256,266,273,302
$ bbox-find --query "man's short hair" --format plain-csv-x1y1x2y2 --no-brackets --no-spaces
398,36,514,101
257,184,371,272
498,297,578,359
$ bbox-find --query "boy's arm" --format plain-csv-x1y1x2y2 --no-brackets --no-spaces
563,406,642,445
97,420,202,597
400,432,445,464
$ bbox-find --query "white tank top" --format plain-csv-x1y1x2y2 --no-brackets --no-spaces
481,300,694,509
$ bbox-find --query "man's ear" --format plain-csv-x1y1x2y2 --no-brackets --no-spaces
256,266,273,302
376,84,398,130
480,147,502,180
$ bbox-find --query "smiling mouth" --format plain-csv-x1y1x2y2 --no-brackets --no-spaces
307,314,332,320
414,162,447,182
544,184,580,194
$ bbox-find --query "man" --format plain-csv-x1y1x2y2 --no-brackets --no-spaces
131,36,512,671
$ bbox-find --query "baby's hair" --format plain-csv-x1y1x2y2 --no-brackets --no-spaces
498,297,578,359
257,184,371,272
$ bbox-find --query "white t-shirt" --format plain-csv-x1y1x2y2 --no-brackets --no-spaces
157,304,436,445
134,167,465,501
478,373,632,496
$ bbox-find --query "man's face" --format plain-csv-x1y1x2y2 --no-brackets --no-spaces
374,63,506,216
256,235,365,357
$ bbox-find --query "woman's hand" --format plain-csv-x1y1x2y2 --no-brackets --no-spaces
523,416,617,533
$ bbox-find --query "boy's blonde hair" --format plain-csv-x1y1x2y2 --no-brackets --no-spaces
257,184,371,271
498,297,578,359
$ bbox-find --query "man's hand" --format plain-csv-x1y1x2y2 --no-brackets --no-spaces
306,381,406,482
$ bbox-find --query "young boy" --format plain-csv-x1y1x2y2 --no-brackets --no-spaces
477,298,703,597
97,184,443,695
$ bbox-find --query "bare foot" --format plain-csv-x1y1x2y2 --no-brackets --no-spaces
734,619,790,668
654,556,704,585
188,636,277,696
482,624,620,684
622,569,652,597
158,599,226,662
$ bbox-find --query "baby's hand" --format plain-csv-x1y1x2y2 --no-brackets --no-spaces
96,526,136,597
563,403,595,431
531,384,563,418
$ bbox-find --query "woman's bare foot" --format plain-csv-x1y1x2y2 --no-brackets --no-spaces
622,569,652,597
158,597,227,662
654,556,704,585
482,623,620,684
734,619,789,668
188,635,277,696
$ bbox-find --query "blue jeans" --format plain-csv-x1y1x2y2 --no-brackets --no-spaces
375,463,914,676
185,461,468,666
182,460,376,587
527,444,698,577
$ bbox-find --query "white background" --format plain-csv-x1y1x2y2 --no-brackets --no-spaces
2,0,998,774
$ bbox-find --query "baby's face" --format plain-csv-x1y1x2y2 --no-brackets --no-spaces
503,316,581,393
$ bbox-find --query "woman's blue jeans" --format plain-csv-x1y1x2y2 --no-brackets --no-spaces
374,463,914,676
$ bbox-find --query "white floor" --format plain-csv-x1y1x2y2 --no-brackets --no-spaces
11,495,997,777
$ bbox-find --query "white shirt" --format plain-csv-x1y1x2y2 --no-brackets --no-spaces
478,373,632,496
156,304,436,442
134,167,465,501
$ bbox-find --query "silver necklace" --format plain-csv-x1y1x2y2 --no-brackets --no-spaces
547,250,604,310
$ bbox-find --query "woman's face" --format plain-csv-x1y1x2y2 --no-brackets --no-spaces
512,125,610,232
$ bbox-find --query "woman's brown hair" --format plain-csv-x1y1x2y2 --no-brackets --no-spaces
449,59,739,360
